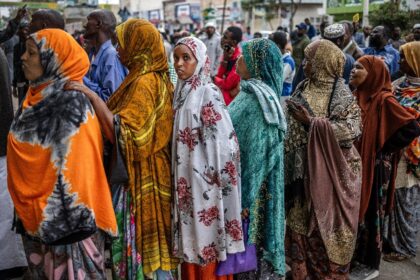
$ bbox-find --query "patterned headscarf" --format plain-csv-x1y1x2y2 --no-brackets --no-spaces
300,39,346,117
109,19,172,112
394,42,420,177
29,28,89,89
305,39,345,83
115,19,168,74
242,38,284,96
400,41,420,78
173,36,211,109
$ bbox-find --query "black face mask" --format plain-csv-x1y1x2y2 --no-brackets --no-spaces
414,32,420,41
297,32,304,38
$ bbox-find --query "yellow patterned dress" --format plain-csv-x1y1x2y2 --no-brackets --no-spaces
108,19,179,279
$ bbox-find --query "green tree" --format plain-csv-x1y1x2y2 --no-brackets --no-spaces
369,1,419,32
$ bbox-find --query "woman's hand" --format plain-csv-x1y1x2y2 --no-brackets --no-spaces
230,83,241,98
64,81,97,103
286,100,312,125
223,46,235,61
65,81,115,143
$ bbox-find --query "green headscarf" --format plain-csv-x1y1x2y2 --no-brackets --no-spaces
242,38,284,96
228,38,286,275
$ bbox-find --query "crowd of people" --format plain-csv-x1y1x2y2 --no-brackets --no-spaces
0,6,420,280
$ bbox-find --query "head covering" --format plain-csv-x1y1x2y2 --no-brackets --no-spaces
305,39,345,82
296,22,307,30
401,41,420,77
394,42,420,177
109,19,172,111
205,21,216,28
413,23,420,29
301,39,346,116
242,38,284,96
23,29,90,108
171,36,245,266
108,19,178,274
354,55,417,220
173,36,211,108
227,40,287,274
8,29,117,243
115,18,167,73
323,23,345,39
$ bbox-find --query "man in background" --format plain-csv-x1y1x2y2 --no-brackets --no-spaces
214,26,242,105
83,9,128,101
323,23,356,84
0,7,27,44
412,23,420,41
389,26,405,50
292,22,310,68
13,20,29,104
354,25,372,48
341,20,363,60
363,25,400,76
270,31,296,105
305,18,316,39
29,9,65,33
201,22,222,77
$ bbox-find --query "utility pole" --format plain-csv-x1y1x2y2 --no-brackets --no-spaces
363,0,369,26
221,0,227,34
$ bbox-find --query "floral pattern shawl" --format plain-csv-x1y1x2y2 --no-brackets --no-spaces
172,37,245,265
7,29,117,244
228,38,286,274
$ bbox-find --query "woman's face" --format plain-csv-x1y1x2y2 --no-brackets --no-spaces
116,39,129,67
173,44,197,80
349,61,368,88
21,39,44,81
399,51,416,77
235,56,251,80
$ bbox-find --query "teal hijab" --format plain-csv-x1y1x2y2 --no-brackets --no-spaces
242,38,284,97
228,38,286,275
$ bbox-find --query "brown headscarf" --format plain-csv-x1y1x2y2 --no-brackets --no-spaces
355,55,416,220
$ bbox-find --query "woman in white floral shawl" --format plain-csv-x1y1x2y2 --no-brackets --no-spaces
172,36,245,279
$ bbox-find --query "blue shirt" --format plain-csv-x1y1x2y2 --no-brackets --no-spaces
307,24,316,39
83,40,128,101
282,53,295,97
343,54,355,84
363,44,400,76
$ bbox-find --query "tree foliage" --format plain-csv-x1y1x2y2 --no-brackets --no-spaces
369,1,418,31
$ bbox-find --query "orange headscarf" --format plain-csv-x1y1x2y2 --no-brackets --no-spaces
355,55,417,220
7,29,117,243
23,29,90,108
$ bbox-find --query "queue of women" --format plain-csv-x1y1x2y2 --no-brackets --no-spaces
5,18,420,280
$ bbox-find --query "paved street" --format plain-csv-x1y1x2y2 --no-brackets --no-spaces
378,234,420,280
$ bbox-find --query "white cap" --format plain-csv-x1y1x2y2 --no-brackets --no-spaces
205,22,216,28
414,23,420,29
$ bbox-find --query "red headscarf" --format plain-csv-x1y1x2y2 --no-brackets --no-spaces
355,55,416,220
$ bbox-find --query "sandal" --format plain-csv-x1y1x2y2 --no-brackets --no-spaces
383,252,409,262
